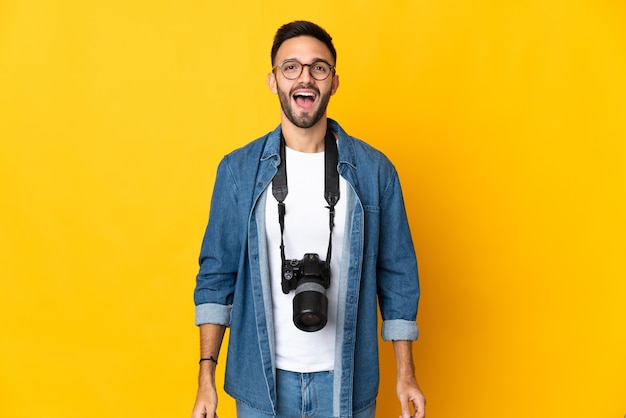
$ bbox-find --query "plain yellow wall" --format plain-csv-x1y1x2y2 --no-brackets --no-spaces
1,1,625,417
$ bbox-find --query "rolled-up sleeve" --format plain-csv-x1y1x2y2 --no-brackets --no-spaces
194,156,242,326
382,319,419,341
195,302,232,326
376,169,420,341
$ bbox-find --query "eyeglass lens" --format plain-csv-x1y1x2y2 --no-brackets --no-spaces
279,61,332,81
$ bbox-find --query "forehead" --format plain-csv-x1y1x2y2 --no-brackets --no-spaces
274,36,334,64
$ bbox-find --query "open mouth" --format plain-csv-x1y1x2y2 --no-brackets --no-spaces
292,91,317,110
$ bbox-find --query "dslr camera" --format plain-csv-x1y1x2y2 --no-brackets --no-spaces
281,253,330,332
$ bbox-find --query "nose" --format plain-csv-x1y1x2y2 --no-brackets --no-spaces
298,64,313,82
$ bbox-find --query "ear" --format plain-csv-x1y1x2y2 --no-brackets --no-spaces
267,72,278,94
330,74,340,96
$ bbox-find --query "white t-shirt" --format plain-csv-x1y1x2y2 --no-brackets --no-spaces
265,145,347,372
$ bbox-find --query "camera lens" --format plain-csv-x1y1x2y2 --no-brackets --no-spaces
299,312,323,328
293,282,328,332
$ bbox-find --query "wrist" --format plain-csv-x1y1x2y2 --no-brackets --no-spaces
199,356,218,365
197,368,217,388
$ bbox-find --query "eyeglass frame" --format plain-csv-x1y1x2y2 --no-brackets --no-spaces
272,59,336,81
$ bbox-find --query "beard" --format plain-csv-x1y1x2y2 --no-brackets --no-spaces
277,83,332,129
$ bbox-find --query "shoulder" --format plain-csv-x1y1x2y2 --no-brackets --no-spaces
331,119,396,176
218,126,280,174
223,133,271,165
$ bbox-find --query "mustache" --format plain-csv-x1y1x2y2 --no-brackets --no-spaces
289,84,320,96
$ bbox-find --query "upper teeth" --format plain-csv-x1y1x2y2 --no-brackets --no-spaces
296,92,314,97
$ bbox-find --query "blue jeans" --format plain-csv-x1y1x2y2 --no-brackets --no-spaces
236,369,376,418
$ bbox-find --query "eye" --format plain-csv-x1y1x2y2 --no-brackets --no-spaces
281,61,301,74
310,62,332,78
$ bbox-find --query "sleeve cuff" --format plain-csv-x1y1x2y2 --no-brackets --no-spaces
195,303,232,326
382,319,419,341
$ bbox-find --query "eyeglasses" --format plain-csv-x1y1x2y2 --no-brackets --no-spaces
273,59,336,81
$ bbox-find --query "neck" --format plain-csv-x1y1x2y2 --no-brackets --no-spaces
281,115,328,153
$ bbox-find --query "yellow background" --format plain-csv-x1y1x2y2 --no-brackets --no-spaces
1,1,625,417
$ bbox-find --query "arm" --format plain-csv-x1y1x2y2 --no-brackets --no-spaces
191,323,227,418
393,340,426,418
192,157,242,417
375,169,424,416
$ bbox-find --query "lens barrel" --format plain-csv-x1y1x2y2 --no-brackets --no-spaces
293,282,328,332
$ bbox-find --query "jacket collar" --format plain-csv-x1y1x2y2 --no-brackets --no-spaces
260,118,357,169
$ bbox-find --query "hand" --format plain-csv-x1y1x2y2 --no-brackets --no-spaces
397,376,426,418
191,385,219,418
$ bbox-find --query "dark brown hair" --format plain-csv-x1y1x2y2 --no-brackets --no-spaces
271,21,337,65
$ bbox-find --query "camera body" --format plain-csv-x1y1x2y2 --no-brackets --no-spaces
281,253,330,332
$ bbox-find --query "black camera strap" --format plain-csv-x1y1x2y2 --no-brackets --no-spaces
271,126,340,270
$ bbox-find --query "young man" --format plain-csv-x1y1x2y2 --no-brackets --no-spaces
191,21,425,418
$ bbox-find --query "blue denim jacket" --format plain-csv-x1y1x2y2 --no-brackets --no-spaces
195,119,419,417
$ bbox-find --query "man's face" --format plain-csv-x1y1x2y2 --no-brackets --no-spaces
268,36,339,129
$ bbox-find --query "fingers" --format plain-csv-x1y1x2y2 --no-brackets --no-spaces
398,393,426,418
399,403,412,418
191,402,216,418
412,395,426,418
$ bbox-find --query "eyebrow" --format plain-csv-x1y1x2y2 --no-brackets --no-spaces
282,57,333,65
